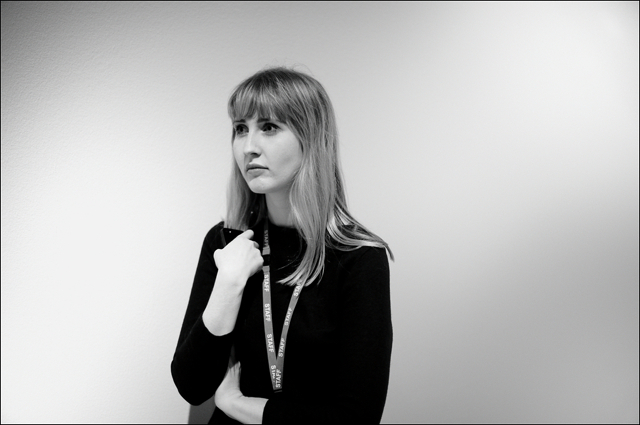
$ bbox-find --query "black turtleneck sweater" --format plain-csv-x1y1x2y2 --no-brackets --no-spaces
171,220,392,424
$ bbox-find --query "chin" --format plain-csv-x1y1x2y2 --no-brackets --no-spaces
245,177,289,196
246,181,269,194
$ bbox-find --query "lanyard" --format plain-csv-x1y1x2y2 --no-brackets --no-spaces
261,221,303,393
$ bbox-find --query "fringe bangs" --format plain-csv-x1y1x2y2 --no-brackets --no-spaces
228,76,292,125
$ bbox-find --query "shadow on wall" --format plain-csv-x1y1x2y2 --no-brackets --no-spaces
188,397,215,424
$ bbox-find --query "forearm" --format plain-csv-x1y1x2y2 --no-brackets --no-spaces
202,271,245,336
171,316,234,405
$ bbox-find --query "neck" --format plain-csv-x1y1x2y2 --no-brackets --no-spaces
266,192,294,227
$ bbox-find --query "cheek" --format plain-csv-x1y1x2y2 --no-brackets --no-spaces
287,147,303,174
279,137,302,168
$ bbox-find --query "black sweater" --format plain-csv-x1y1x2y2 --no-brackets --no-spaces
171,219,392,424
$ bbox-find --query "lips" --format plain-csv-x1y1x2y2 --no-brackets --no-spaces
246,163,267,172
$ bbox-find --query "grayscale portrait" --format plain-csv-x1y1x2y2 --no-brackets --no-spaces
1,2,638,423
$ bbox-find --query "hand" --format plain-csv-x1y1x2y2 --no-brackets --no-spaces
214,349,243,414
213,229,263,285
213,347,268,424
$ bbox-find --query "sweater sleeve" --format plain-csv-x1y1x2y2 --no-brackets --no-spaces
263,246,393,424
171,222,235,406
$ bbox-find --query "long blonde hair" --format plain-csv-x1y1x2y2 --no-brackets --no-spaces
225,67,393,286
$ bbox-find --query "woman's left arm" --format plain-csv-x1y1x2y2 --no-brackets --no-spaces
266,246,392,424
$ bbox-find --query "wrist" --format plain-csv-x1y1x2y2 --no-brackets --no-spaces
218,389,243,416
216,269,249,291
226,395,267,424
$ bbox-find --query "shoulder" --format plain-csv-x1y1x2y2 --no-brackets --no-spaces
343,244,388,262
329,245,389,276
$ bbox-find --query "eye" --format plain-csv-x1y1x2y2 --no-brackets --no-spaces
262,122,279,134
234,124,248,136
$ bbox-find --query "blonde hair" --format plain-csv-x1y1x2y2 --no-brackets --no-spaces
225,67,393,286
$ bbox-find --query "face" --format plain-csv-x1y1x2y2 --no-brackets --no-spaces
233,116,303,198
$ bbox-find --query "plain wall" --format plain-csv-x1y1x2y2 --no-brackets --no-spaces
1,2,638,423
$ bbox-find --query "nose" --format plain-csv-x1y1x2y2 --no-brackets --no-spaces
243,129,261,156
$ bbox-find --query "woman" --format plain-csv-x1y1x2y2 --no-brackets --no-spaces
171,67,393,424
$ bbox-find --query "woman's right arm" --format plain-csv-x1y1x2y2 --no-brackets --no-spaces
203,229,262,335
171,225,262,405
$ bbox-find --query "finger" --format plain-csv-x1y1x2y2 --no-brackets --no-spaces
239,229,254,239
